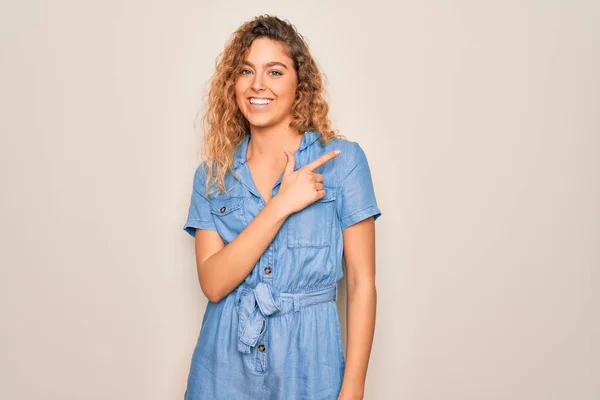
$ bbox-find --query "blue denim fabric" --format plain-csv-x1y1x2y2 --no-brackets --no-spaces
183,130,382,399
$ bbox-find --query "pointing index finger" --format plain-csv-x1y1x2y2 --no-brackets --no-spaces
304,150,341,172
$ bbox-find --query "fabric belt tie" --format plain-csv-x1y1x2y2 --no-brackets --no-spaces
235,282,338,354
236,282,282,354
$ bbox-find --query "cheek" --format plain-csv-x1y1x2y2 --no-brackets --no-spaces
234,85,246,108
235,94,244,109
276,80,297,103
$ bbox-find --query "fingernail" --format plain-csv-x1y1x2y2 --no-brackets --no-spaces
334,150,341,155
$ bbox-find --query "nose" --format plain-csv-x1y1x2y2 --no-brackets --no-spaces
251,74,266,92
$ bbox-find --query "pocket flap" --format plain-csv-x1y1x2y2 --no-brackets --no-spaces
210,197,244,216
316,187,337,203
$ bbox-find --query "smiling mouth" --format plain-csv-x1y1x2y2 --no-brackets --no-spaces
248,97,273,105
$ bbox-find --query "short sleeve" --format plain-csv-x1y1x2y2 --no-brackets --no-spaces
339,142,382,230
183,163,217,237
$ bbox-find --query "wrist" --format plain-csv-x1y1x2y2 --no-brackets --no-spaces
339,380,365,398
266,196,291,221
338,389,364,400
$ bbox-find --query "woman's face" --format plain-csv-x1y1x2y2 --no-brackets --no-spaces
235,37,298,131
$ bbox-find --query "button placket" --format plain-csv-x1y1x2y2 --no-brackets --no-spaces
257,246,272,372
261,244,274,284
255,319,269,372
254,208,275,372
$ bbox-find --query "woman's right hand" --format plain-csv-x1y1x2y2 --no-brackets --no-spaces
276,149,341,216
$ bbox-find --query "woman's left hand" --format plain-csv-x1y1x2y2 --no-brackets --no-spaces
337,393,363,400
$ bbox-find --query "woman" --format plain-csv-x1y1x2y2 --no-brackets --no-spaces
183,15,382,400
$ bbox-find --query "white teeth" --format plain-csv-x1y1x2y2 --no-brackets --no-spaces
249,98,272,105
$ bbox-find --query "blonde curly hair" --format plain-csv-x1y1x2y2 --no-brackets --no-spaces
197,14,344,195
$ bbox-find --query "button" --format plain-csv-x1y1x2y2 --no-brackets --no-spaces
258,344,266,352
219,206,226,213
263,267,272,275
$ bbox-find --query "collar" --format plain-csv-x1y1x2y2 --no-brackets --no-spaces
232,129,321,170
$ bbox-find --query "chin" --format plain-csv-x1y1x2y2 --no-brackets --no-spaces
245,116,275,128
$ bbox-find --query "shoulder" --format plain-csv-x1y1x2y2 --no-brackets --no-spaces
193,160,242,199
192,160,211,184
191,160,218,198
318,137,368,173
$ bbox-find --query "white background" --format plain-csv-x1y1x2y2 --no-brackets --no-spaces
1,1,598,399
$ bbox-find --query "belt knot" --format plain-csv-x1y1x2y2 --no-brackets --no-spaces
236,282,281,354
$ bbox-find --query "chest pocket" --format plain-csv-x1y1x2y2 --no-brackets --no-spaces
286,187,337,248
210,196,247,244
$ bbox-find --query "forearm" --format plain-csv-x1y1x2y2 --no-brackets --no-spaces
199,197,290,302
339,280,377,398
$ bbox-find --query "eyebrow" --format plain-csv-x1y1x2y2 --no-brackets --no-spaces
242,60,289,70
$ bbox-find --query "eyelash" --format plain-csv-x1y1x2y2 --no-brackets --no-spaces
240,69,282,77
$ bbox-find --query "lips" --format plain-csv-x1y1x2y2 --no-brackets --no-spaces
247,97,273,110
249,97,273,105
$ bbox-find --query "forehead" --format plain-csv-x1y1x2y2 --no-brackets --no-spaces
244,37,293,66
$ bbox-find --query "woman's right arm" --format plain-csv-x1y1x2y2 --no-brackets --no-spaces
194,149,341,302
194,196,289,302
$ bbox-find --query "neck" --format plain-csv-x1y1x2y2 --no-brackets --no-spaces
247,122,303,164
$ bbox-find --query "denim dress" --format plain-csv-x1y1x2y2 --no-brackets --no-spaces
182,130,382,400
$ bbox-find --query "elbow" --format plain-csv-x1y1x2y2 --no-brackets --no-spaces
197,258,230,303
204,289,224,303
197,261,223,303
199,278,226,303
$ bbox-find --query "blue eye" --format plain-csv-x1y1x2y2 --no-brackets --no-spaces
240,69,252,75
269,70,282,76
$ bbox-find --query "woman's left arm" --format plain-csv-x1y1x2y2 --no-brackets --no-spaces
338,217,377,400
